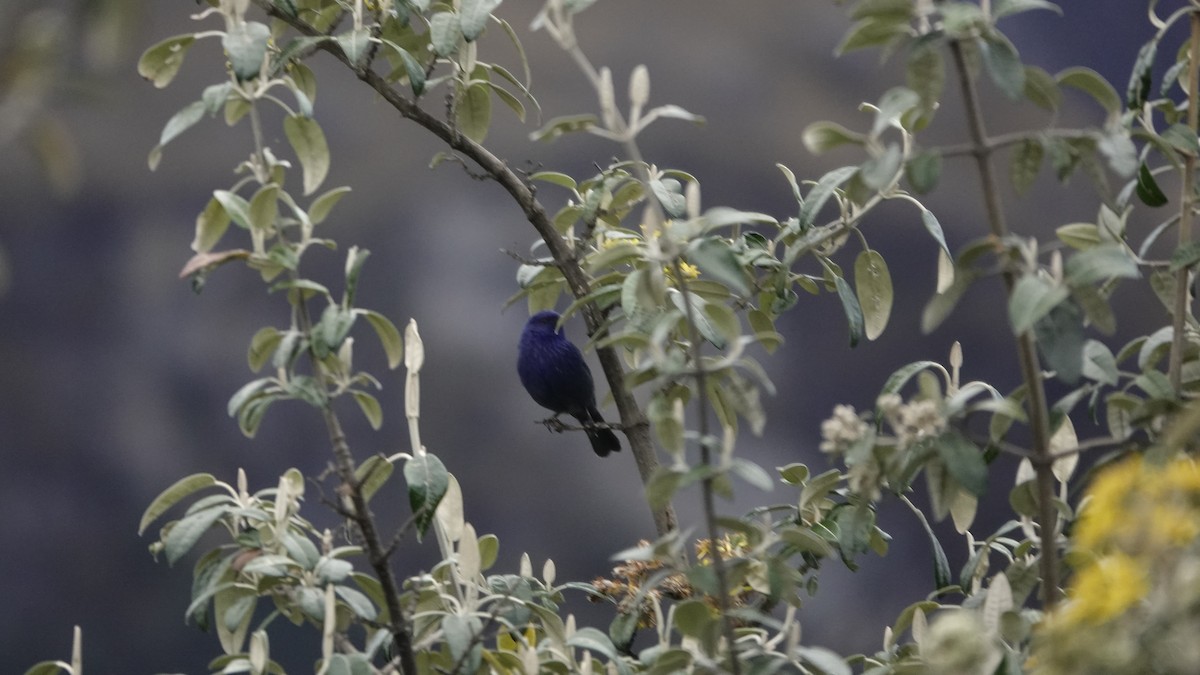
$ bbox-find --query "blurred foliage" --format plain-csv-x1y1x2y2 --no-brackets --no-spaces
0,0,142,297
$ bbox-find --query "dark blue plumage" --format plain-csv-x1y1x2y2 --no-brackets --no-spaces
517,311,621,457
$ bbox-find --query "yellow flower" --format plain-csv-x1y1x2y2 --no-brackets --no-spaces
600,234,640,250
1075,455,1200,556
1061,553,1147,625
664,261,700,281
1033,454,1200,673
695,533,749,564
639,220,673,239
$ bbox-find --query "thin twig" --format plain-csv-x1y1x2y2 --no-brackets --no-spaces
321,405,418,673
292,295,418,674
950,39,1061,608
501,249,558,267
936,128,1096,160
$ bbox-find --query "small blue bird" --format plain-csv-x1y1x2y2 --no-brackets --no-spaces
517,311,621,457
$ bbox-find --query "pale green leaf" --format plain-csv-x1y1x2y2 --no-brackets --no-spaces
1010,138,1043,195
456,81,492,143
23,661,73,675
335,586,377,621
1023,65,1062,111
981,33,1025,100
358,309,403,369
248,184,279,231
247,327,283,372
354,455,394,503
797,647,852,675
1034,300,1084,384
223,22,271,80
994,0,1062,18
283,115,330,196
906,151,942,194
834,273,864,347
486,81,526,122
352,391,383,430
860,142,903,191
379,39,427,96
213,190,252,229
907,43,945,115
529,171,577,190
802,121,866,154
309,186,351,225
798,166,857,230
1127,40,1156,109
1162,123,1200,154
1008,275,1069,334
872,86,920,137
192,196,231,253
138,473,219,535
335,28,370,67
158,100,207,149
165,505,228,565
920,209,951,257
138,35,196,88
214,584,254,654
460,0,502,40
1065,244,1139,285
687,238,750,296
529,114,597,141
405,453,449,541
1056,222,1102,249
429,12,461,57
1057,67,1120,115
855,249,893,340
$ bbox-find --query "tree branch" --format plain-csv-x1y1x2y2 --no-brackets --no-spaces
949,39,1061,608
253,0,676,537
321,404,418,674
295,292,417,672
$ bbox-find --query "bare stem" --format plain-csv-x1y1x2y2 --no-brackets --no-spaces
252,0,676,537
320,405,417,674
949,39,1060,608
1169,12,1200,391
292,293,417,673
937,128,1096,160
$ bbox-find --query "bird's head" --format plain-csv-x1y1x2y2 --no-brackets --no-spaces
525,310,563,336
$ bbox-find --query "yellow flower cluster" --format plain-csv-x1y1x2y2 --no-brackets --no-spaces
591,535,758,629
598,227,701,281
1059,455,1200,625
1059,552,1147,624
664,261,701,281
1074,454,1200,558
695,533,750,563
1032,454,1200,674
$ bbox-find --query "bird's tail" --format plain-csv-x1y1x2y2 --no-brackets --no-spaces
577,407,621,457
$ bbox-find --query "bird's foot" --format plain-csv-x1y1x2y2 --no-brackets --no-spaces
536,417,625,433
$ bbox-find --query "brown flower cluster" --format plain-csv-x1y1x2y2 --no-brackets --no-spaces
590,536,756,629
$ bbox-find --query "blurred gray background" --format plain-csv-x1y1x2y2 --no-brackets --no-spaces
0,1,1159,672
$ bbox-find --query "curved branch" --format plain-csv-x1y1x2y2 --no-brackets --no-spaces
254,0,675,536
